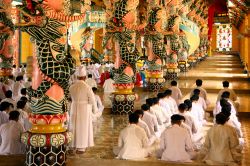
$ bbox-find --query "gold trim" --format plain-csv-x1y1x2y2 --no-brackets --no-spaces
30,124,66,133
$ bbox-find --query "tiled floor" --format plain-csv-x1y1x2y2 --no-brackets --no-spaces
1,54,250,166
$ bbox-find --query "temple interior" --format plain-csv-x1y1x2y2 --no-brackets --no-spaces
0,0,250,166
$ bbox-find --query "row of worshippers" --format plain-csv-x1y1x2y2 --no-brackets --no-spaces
114,81,242,165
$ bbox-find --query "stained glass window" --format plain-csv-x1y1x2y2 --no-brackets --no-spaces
216,24,232,51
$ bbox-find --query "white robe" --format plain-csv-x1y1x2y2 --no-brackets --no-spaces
190,102,204,129
13,81,25,101
163,97,178,115
169,86,183,105
199,124,241,165
69,80,98,150
85,78,97,88
160,124,194,162
142,111,158,135
190,87,210,105
217,88,237,102
103,78,115,93
138,119,151,139
116,124,149,160
0,120,25,155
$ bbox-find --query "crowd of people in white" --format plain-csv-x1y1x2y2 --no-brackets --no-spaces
0,64,244,166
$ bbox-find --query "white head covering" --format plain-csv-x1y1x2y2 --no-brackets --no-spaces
76,65,87,77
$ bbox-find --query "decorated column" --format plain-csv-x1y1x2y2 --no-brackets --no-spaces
0,2,14,77
14,0,90,165
103,0,146,114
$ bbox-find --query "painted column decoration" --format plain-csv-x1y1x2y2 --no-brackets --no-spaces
14,0,90,165
103,0,146,114
0,2,14,77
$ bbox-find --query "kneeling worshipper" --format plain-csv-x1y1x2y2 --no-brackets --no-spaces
0,111,25,155
114,113,152,160
141,104,158,136
92,87,104,121
158,114,196,162
198,113,241,166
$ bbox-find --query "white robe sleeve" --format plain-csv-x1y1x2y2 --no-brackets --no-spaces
87,87,98,114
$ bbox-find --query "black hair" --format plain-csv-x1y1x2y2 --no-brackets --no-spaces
9,111,20,121
92,87,98,92
20,88,27,95
221,106,231,119
88,74,92,78
134,110,144,116
152,97,159,105
220,98,230,107
215,112,228,125
190,95,199,102
5,90,12,98
171,114,185,124
196,79,203,86
222,81,229,88
141,104,150,111
221,91,230,99
0,102,13,112
184,99,192,111
129,113,139,124
193,89,201,95
157,93,165,99
178,103,187,112
17,100,26,109
164,89,172,96
171,80,177,86
16,76,23,81
146,98,154,106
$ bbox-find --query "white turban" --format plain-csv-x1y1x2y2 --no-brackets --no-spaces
76,65,87,77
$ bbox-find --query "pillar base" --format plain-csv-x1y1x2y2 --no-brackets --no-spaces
147,77,165,91
165,68,179,80
112,93,136,114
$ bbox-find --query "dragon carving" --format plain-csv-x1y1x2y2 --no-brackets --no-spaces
15,0,89,114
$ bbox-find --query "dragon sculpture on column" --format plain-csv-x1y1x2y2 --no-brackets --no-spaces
14,0,90,165
103,0,146,114
0,1,14,77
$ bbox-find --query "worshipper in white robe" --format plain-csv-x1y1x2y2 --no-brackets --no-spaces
193,89,207,111
5,76,15,91
146,98,163,127
13,76,25,101
85,74,97,88
178,103,198,135
159,114,196,162
190,79,210,105
0,102,13,145
114,113,150,160
141,104,158,136
157,93,172,117
1,90,16,109
92,87,104,120
169,80,183,105
69,65,98,154
16,88,28,102
198,113,241,165
163,89,178,115
103,75,115,106
190,95,205,128
134,110,151,139
0,111,25,155
217,81,237,102
16,100,30,131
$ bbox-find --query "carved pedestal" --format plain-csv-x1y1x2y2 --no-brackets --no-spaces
166,68,179,80
112,83,136,114
147,77,165,91
178,61,188,72
21,113,72,166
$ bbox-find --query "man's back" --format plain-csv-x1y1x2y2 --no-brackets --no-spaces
85,78,97,88
217,88,237,102
70,80,92,102
103,78,115,93
142,111,158,135
200,124,240,164
0,120,24,155
160,124,193,162
118,124,149,160
169,86,182,105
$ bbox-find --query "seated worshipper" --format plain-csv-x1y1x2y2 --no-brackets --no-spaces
141,104,158,136
134,110,151,139
20,96,31,113
169,80,183,105
16,100,30,131
146,98,163,127
92,87,104,120
163,89,178,114
85,74,97,88
178,103,198,135
221,106,243,144
217,81,237,103
198,113,241,165
69,65,98,154
0,102,12,126
214,91,237,116
114,113,151,160
151,98,170,127
159,114,196,162
0,111,25,155
190,95,204,129
157,93,171,117
13,76,25,101
103,74,115,94
16,88,28,101
1,90,16,109
190,79,210,105
193,89,207,111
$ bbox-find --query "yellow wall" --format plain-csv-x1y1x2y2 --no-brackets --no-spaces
94,28,103,54
21,32,33,64
211,24,239,52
